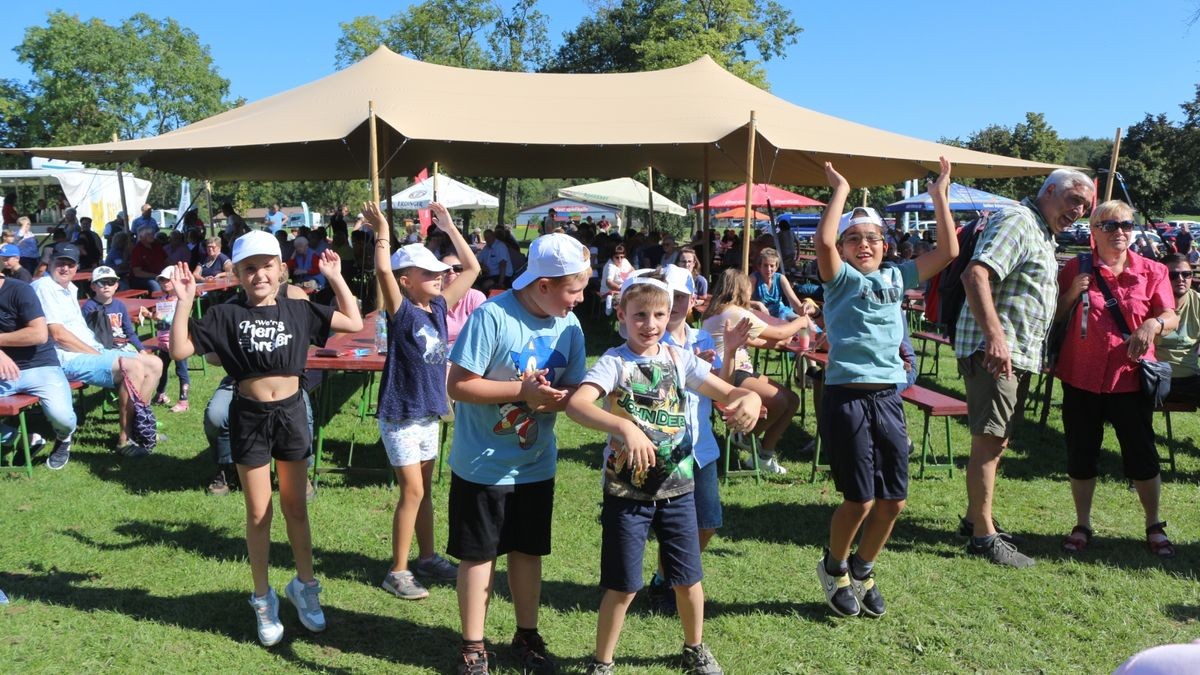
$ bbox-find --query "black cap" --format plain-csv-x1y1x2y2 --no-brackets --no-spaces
52,242,80,263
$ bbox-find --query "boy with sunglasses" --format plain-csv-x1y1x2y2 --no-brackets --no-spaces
81,266,147,354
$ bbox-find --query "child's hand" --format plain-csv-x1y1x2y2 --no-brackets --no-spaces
824,162,849,191
362,201,390,235
519,368,567,408
317,249,342,278
621,423,657,470
722,390,762,433
173,262,196,304
430,202,455,234
724,317,752,351
928,156,953,204
694,347,717,364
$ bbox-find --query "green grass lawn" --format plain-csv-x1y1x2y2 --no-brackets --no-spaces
2,314,1199,673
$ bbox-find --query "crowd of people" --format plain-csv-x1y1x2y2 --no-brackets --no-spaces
2,166,1197,673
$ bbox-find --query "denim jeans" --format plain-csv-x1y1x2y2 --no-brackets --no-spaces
0,365,77,441
203,376,313,465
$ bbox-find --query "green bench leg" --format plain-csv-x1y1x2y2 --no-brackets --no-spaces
722,429,760,485
917,412,953,479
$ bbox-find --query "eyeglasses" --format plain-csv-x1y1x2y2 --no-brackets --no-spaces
1169,270,1193,280
93,279,118,287
54,259,78,268
842,234,884,246
445,265,464,274
1096,220,1135,233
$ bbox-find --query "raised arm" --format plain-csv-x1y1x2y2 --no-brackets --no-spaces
169,262,197,361
816,163,851,282
318,249,363,333
363,202,404,316
433,202,481,307
914,157,960,282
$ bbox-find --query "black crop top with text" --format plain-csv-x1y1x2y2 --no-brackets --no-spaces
188,297,334,381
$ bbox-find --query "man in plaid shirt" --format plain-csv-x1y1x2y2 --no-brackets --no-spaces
955,169,1094,567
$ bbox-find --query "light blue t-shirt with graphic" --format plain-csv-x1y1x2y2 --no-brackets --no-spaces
822,259,918,386
662,327,721,468
448,291,586,485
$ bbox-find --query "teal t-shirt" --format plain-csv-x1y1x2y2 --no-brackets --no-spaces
822,259,918,385
447,291,586,485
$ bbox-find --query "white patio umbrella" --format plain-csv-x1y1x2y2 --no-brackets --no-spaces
558,177,687,216
385,174,498,210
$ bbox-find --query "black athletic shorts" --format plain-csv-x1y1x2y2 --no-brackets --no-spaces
819,384,909,502
229,389,312,467
447,473,554,561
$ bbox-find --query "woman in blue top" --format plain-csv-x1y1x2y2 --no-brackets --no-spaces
366,201,482,601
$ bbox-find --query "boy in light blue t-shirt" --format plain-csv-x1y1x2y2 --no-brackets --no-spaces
446,233,590,675
813,158,959,619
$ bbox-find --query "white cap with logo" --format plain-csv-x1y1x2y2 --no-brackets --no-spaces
837,206,884,238
512,233,591,290
390,243,450,272
232,230,282,263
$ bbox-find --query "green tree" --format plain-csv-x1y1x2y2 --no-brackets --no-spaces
1096,114,1177,217
1062,136,1111,170
945,113,1066,200
546,0,801,88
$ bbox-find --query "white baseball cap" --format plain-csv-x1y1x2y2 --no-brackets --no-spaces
157,265,176,280
90,266,119,283
837,206,884,238
512,233,591,291
390,243,450,272
232,230,282,263
661,264,696,296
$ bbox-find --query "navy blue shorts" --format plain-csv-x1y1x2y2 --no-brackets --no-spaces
600,492,702,593
693,460,722,530
819,384,909,502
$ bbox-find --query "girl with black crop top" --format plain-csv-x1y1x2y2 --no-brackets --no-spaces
168,230,362,646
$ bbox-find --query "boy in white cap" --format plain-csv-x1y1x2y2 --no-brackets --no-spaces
566,272,760,675
446,233,591,674
168,229,362,646
81,266,147,354
150,265,190,412
813,159,958,618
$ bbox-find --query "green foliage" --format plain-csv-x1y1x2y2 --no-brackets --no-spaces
947,113,1066,200
335,0,548,72
1094,114,1177,216
1062,136,1111,170
546,0,801,88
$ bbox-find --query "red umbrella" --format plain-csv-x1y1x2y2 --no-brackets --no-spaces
694,183,825,210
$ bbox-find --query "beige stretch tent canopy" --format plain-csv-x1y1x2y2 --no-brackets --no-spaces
6,46,1063,185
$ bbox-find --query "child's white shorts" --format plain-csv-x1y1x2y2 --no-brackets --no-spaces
379,416,440,467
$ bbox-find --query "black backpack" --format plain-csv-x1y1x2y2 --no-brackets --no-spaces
935,219,986,344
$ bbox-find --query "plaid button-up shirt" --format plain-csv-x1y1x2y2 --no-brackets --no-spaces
953,198,1059,374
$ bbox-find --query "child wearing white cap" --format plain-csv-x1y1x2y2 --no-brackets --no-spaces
814,158,958,619
149,265,190,412
167,229,363,646
360,201,481,602
446,232,591,674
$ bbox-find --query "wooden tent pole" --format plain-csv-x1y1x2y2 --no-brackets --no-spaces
741,111,757,273
702,146,711,280
368,100,384,312
433,161,440,202
1104,127,1122,202
647,166,655,233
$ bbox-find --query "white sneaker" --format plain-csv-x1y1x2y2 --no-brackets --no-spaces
248,589,284,646
760,455,788,475
284,576,327,632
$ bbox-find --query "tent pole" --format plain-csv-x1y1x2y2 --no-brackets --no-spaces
702,146,711,280
1104,127,1122,202
433,161,440,202
497,177,508,230
647,166,654,233
204,180,214,239
741,111,757,274
369,100,384,312
115,162,130,236
862,187,869,208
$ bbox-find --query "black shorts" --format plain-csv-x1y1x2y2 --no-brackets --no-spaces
1061,383,1159,481
733,370,761,386
819,384,909,502
447,473,554,561
229,389,312,467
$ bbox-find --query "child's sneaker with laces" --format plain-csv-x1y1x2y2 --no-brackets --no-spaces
284,576,326,632
411,553,459,581
585,658,615,674
381,569,429,600
681,643,723,675
456,649,490,675
510,629,557,673
248,588,284,646
816,551,860,617
851,572,886,618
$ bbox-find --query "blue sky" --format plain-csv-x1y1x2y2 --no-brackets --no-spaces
3,1,1198,143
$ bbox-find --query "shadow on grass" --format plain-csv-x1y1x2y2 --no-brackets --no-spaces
61,520,382,586
2,568,461,672
1164,603,1200,623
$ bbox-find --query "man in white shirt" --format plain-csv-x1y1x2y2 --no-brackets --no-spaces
32,243,162,457
265,204,287,234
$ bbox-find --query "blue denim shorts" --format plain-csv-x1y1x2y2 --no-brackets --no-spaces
693,460,722,530
600,492,702,592
59,349,123,388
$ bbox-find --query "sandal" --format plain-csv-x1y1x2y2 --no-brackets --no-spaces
153,393,171,406
170,400,189,413
1146,521,1176,559
1061,525,1093,553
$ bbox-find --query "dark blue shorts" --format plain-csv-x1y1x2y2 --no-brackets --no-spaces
600,492,702,593
819,384,909,503
693,460,722,530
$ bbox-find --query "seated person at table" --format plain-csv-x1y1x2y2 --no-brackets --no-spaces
1156,253,1200,404
287,236,326,290
77,218,104,269
752,248,805,320
35,228,68,277
130,225,167,293
2,243,33,282
0,273,77,470
32,243,163,457
193,237,234,279
81,266,147,354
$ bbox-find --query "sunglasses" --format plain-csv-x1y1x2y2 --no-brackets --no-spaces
93,279,118,287
1096,220,1135,233
445,264,464,274
1169,271,1193,280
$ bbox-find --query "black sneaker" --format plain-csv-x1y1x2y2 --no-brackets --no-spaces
966,535,1035,568
115,441,152,458
456,649,490,675
46,438,71,471
647,573,677,615
510,630,556,673
958,515,1025,545
681,643,723,675
816,552,860,617
851,572,886,618
207,468,232,496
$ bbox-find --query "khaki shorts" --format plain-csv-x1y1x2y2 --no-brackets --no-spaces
958,352,1031,439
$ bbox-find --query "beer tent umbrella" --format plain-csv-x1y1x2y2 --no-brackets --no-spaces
557,177,687,216
884,182,1017,212
386,174,498,210
713,206,771,222
695,183,825,210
